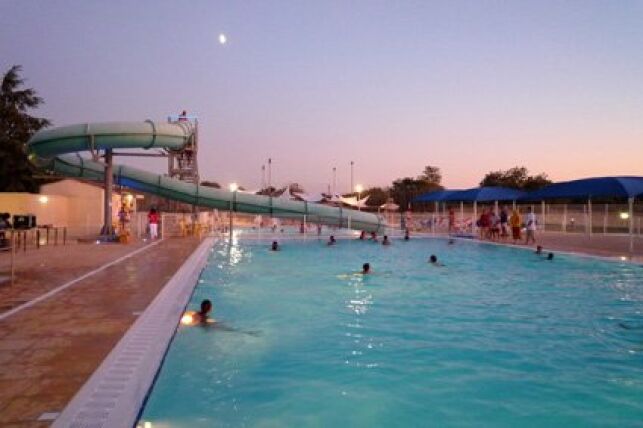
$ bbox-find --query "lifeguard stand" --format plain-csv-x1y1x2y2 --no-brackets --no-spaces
167,113,199,184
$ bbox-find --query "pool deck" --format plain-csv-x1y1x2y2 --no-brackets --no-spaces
0,237,201,427
467,231,642,263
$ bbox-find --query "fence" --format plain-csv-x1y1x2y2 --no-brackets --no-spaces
395,202,643,236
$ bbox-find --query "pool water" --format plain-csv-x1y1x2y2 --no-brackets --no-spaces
139,237,643,427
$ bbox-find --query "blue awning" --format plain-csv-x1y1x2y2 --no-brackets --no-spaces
522,176,643,200
413,190,461,202
441,187,526,202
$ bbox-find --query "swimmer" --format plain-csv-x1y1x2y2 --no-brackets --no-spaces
428,255,444,266
448,239,455,245
359,231,366,240
370,232,378,242
535,245,543,255
362,263,371,274
382,235,391,246
404,229,410,240
271,241,279,251
328,235,336,246
547,252,554,260
193,299,213,324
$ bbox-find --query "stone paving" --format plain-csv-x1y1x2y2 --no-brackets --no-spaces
0,237,201,427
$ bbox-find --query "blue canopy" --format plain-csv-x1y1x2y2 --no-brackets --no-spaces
522,176,643,201
414,187,525,202
441,186,526,202
413,190,461,202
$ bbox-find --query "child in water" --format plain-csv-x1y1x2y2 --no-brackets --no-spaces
362,263,371,274
428,255,444,266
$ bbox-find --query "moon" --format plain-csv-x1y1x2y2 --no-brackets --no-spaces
218,33,227,45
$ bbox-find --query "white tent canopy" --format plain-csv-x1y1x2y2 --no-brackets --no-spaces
341,195,370,208
380,201,399,211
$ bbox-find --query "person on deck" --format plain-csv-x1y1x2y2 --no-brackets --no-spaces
148,208,159,240
509,209,522,244
525,207,537,245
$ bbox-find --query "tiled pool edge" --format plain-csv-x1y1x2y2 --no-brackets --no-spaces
52,236,214,428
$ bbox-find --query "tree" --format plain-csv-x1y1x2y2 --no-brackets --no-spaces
0,65,51,192
390,177,442,212
419,165,442,185
479,166,551,190
362,186,389,207
288,182,305,194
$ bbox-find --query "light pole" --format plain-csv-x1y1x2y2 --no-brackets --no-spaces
350,161,354,196
332,167,337,197
355,184,363,211
261,164,266,191
268,158,272,196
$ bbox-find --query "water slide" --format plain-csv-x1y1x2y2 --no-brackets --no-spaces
27,121,384,232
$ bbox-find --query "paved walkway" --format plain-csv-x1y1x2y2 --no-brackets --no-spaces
0,237,201,427
473,231,643,263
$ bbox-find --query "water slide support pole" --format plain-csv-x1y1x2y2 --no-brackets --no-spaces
101,148,114,236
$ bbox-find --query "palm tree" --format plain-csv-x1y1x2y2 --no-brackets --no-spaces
0,65,50,192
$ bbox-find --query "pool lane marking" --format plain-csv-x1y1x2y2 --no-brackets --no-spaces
0,239,164,322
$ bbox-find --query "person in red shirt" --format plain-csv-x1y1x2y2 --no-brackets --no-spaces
148,208,159,239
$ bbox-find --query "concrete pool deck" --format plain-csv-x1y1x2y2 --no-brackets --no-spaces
464,231,643,263
0,237,201,427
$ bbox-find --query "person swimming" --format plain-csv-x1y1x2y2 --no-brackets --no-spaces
370,232,378,242
428,255,444,266
448,239,455,245
547,252,554,260
194,299,213,324
271,241,279,251
362,263,371,274
359,231,366,240
404,229,410,240
382,235,391,246
328,235,336,245
535,245,543,255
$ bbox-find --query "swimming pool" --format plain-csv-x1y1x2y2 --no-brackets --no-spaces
139,236,643,427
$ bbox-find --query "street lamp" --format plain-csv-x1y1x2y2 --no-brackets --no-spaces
355,184,363,211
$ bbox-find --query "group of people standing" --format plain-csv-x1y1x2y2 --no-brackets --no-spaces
469,206,538,245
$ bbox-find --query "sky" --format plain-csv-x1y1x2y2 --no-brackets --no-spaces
1,0,642,193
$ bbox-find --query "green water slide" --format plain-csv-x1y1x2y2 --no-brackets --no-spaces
28,121,384,232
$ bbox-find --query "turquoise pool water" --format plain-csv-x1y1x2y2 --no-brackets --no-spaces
140,237,643,427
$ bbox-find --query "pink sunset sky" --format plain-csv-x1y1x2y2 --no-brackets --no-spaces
1,1,642,192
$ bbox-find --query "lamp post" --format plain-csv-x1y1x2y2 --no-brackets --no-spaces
350,161,354,196
332,167,337,197
261,164,266,191
355,184,363,211
267,158,272,196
